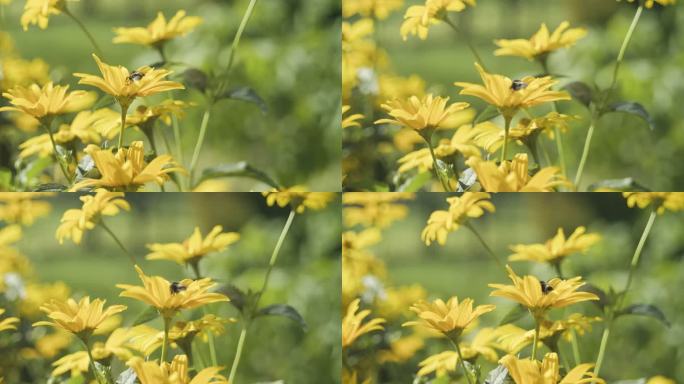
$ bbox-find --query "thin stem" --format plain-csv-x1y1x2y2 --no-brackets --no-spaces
189,108,212,186
42,122,71,183
531,320,540,360
424,136,451,192
228,325,248,383
573,117,595,188
219,0,259,94
619,209,657,308
570,328,582,365
161,316,172,363
99,220,135,265
448,338,474,384
63,8,104,58
464,222,504,271
190,264,219,367
79,338,105,384
539,58,567,176
443,16,487,71
593,325,610,378
501,115,513,163
118,104,130,149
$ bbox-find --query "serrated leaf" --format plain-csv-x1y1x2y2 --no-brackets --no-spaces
563,81,594,107
257,304,307,331
197,162,279,189
606,102,655,130
484,364,510,384
116,368,137,384
132,306,159,326
397,172,431,192
617,304,670,327
219,284,247,312
587,178,650,192
499,304,528,326
219,86,267,114
183,68,209,92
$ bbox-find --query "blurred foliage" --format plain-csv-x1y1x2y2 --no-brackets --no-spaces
0,192,341,383
0,0,341,191
343,0,684,191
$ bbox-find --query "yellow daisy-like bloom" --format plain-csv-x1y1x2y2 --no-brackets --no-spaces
421,192,495,246
0,308,19,332
401,0,476,41
472,113,577,154
20,0,66,31
397,124,482,174
489,265,598,316
126,100,192,129
467,154,568,192
342,299,386,349
509,227,601,264
0,82,94,122
343,192,414,229
113,10,202,48
342,105,364,129
376,94,470,138
71,141,185,191
146,225,240,267
494,22,587,61
647,376,677,384
343,0,404,20
74,54,184,108
51,328,133,377
55,189,129,245
417,326,500,377
32,296,126,339
455,63,570,119
117,265,229,319
501,352,604,384
128,355,228,384
623,192,684,214
1,56,50,91
403,296,495,339
170,314,232,345
620,0,676,8
262,187,337,213
0,193,53,226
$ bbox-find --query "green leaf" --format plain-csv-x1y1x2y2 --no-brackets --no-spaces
563,81,594,108
183,68,209,92
131,306,159,326
257,304,307,331
498,304,528,326
219,284,248,312
115,368,137,384
197,162,280,189
587,178,650,192
33,183,67,192
23,156,52,183
474,105,500,124
606,102,655,130
219,86,268,114
397,172,431,192
617,304,670,327
484,364,511,384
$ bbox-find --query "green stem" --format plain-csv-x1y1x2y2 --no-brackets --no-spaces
539,58,567,177
531,320,540,360
219,0,259,94
570,328,582,365
501,115,513,163
424,136,451,192
79,338,105,384
161,316,172,363
99,220,135,265
573,117,595,189
448,338,474,384
464,222,504,271
42,122,71,183
443,16,487,71
189,108,212,186
189,264,219,367
593,325,610,378
63,7,104,58
117,104,130,149
228,325,248,383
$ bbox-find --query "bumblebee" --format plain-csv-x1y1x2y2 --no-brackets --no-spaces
540,280,554,294
127,71,145,83
511,79,528,91
170,282,187,294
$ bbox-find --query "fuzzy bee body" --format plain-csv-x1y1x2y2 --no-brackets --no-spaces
511,79,528,91
170,282,187,294
127,71,145,83
540,280,554,294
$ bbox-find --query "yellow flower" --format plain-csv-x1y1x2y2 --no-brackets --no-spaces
0,193,53,226
647,376,677,384
52,328,133,377
403,296,495,338
401,0,476,41
377,334,425,363
421,192,495,246
169,314,233,345
342,105,364,129
20,0,66,30
55,190,129,245
1,56,50,90
71,141,185,191
128,354,228,384
494,22,587,61
454,63,570,119
473,113,577,154
113,10,202,48
417,326,500,377
74,54,184,108
620,0,676,8
146,225,240,268
0,82,95,122
33,296,127,339
117,265,229,319
378,74,426,107
489,265,598,316
623,192,684,214
417,351,459,377
262,187,337,213
501,352,604,384
342,299,386,348
467,154,568,192
343,0,404,20
397,124,481,174
126,100,193,129
509,227,601,264
343,192,414,229
20,281,71,317
376,94,470,138
0,308,19,332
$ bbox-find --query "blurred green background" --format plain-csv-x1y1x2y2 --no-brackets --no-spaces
0,0,341,191
347,0,684,191
15,193,342,383
366,193,683,381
